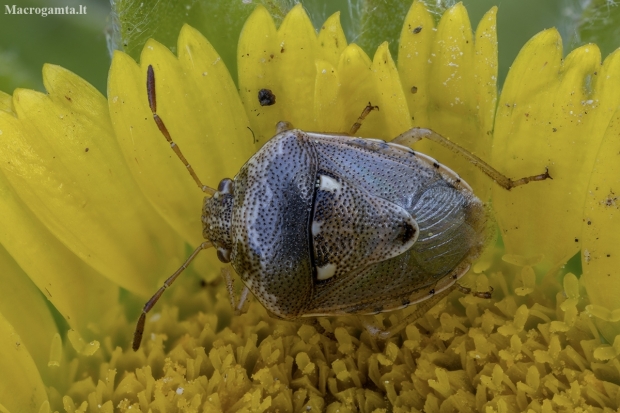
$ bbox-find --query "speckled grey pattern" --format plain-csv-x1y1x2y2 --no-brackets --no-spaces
312,170,419,281
202,130,488,318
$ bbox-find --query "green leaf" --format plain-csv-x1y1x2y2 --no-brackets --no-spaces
0,0,109,93
109,0,297,82
574,0,620,58
356,0,413,59
0,50,40,93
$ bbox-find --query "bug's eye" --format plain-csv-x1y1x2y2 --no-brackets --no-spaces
217,247,231,263
218,178,234,195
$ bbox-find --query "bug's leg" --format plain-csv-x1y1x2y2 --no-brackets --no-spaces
221,267,237,310
133,241,213,351
146,65,216,196
455,283,494,299
366,283,493,340
362,286,455,342
392,128,552,190
236,285,251,314
221,267,251,315
363,283,495,343
349,103,379,135
276,121,294,134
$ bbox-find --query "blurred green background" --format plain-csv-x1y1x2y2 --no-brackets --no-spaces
1,0,619,95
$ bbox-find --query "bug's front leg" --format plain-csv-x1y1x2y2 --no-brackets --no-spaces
392,128,552,190
221,267,250,315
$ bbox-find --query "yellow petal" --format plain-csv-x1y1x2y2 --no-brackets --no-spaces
581,52,620,342
0,312,48,412
428,4,476,121
0,244,57,378
0,65,182,295
398,3,496,197
398,0,436,127
0,91,13,114
318,12,347,68
313,41,410,139
110,27,254,281
313,59,343,132
474,7,498,145
239,4,319,140
109,50,201,244
314,41,412,139
337,44,384,138
0,166,116,334
493,33,612,273
177,25,255,177
274,4,319,130
240,5,406,141
372,42,412,138
238,5,281,145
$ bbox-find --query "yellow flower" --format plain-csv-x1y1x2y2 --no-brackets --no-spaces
1,2,620,412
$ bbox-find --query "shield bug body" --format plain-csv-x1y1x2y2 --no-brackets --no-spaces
133,66,550,350
206,130,486,319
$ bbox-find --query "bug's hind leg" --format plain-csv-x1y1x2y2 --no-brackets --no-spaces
362,287,455,342
392,128,552,190
361,283,493,343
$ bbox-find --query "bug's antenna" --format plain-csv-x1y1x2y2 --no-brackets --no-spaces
147,65,216,196
133,241,213,351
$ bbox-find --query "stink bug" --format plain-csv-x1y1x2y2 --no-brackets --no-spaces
132,65,550,350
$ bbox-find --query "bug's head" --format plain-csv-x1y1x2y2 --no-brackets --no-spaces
202,178,234,263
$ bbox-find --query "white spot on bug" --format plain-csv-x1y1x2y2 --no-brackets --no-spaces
176,387,184,395
317,263,337,280
312,221,322,236
319,175,341,192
